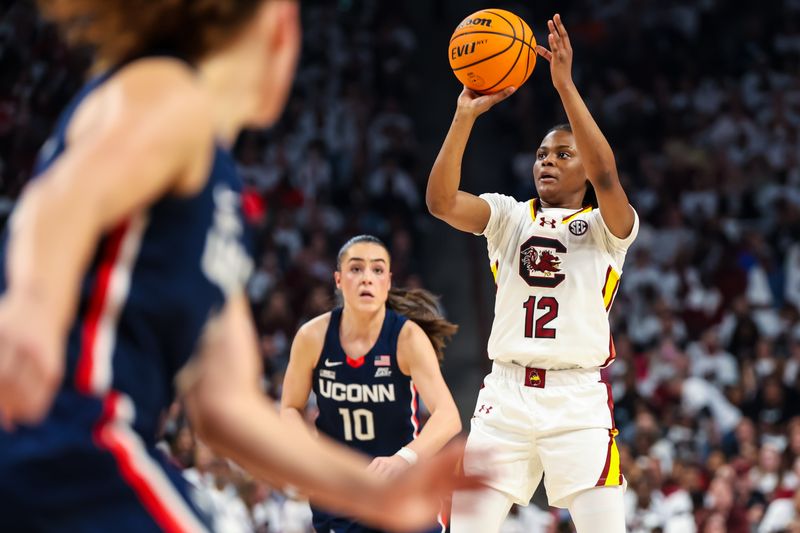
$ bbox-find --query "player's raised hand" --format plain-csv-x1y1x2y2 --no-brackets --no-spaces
536,14,574,91
456,85,515,119
0,292,64,429
362,440,486,532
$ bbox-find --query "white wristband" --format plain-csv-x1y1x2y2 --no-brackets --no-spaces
395,446,418,465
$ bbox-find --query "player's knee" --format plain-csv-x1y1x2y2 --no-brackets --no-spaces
568,486,625,533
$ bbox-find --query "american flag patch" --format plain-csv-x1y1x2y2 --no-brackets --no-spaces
374,355,391,366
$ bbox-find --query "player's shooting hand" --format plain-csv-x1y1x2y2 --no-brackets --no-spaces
456,85,515,119
535,14,574,92
367,454,412,480
0,292,64,429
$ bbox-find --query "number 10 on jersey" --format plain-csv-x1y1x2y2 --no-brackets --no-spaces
523,296,558,338
338,407,376,441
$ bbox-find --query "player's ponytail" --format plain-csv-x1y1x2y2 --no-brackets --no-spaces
386,287,458,362
37,0,264,69
336,235,458,362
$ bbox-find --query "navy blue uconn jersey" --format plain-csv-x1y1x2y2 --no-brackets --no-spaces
0,62,252,532
313,307,419,457
310,308,444,533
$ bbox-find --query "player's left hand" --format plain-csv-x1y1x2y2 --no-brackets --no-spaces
535,14,574,91
0,291,65,429
367,454,412,479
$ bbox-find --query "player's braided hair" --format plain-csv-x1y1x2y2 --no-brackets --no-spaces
336,235,458,362
36,0,266,68
545,123,598,208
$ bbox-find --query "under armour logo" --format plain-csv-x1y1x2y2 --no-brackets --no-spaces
539,217,556,228
477,404,493,414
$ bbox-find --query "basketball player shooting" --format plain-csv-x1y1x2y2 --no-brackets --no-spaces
427,14,637,533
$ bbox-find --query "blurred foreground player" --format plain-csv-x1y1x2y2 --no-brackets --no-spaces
0,1,481,531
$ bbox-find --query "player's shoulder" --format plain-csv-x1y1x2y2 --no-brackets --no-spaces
101,57,212,128
480,192,531,222
397,318,430,346
480,191,528,207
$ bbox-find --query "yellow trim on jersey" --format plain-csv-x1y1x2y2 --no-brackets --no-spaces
490,260,499,284
602,267,621,310
604,429,621,487
529,198,538,222
561,205,593,224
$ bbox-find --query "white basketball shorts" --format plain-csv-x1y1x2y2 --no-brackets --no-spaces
462,361,624,508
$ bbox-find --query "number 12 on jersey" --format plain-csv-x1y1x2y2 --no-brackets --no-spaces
338,407,376,441
523,296,558,338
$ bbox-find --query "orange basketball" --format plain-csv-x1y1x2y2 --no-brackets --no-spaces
448,9,537,94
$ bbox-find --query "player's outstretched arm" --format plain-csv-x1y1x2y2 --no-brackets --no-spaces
535,14,634,239
0,58,212,427
182,294,484,532
426,87,514,234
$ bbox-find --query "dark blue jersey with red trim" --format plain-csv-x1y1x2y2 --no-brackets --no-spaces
0,65,254,442
312,307,420,458
0,59,252,532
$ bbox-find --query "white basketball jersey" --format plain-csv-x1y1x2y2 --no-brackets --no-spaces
478,193,639,369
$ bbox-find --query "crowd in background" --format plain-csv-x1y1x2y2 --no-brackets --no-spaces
497,1,800,531
3,0,800,531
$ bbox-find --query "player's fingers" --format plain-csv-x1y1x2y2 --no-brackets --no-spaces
488,86,515,104
0,345,19,412
14,355,44,423
535,45,552,62
548,19,560,43
554,14,570,44
548,33,558,55
368,457,388,474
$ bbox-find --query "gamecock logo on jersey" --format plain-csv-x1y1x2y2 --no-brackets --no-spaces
519,236,566,288
522,248,561,274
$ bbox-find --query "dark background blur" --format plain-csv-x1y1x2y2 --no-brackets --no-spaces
2,0,800,531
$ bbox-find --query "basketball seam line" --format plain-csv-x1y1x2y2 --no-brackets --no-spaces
449,31,537,54
483,9,517,38
482,14,526,93
522,18,535,81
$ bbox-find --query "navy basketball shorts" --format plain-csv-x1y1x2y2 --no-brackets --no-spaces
0,390,212,532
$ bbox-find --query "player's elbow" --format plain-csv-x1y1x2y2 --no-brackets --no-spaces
425,191,454,220
590,170,616,191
